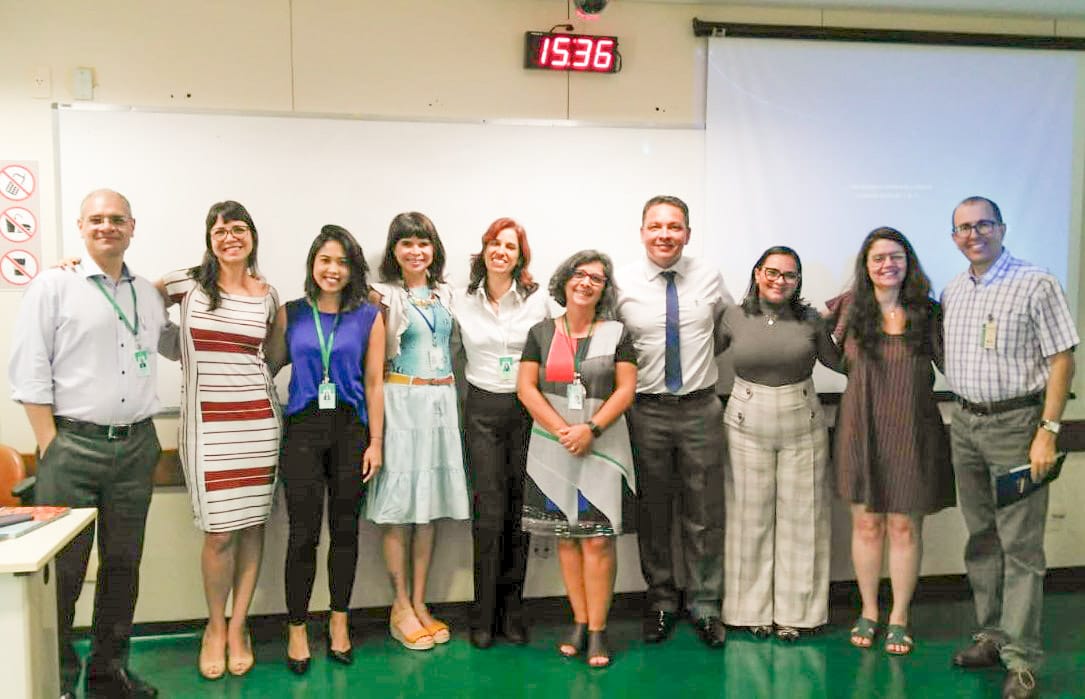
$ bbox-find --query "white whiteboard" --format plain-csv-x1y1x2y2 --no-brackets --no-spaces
55,107,705,408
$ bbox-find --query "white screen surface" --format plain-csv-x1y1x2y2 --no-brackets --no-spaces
705,37,1081,391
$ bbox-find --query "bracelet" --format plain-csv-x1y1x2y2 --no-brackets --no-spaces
586,420,603,438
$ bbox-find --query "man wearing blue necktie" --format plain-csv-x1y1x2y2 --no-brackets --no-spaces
615,195,732,647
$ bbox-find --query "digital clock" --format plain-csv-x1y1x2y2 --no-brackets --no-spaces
524,32,620,73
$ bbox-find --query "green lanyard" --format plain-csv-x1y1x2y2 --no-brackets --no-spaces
92,277,140,344
561,315,596,380
310,301,340,382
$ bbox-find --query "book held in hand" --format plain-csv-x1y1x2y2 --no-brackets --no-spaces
0,506,71,540
995,453,1067,509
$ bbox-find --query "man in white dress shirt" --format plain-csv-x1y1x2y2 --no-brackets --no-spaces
9,189,167,698
615,195,731,647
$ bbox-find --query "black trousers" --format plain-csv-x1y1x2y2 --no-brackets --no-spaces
463,385,532,631
280,403,369,624
35,419,160,694
629,391,725,620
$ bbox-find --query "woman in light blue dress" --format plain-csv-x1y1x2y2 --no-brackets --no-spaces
367,211,469,651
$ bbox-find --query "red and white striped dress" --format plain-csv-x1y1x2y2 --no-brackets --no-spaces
163,269,282,532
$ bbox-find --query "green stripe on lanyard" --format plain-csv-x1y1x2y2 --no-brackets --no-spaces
92,277,140,344
310,301,340,382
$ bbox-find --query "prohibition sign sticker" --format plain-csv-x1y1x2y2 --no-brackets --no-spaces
0,249,38,286
0,165,35,201
1,206,37,243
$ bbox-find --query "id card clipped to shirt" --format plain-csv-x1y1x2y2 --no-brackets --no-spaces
134,349,151,377
567,376,585,410
498,355,515,383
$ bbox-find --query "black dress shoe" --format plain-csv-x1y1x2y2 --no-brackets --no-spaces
286,655,311,675
326,630,353,665
642,610,678,643
693,616,727,648
85,667,158,698
470,627,495,649
501,617,529,645
953,635,1002,668
1003,669,1038,699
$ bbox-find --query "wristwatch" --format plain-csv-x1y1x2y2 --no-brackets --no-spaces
587,420,603,438
1039,419,1061,435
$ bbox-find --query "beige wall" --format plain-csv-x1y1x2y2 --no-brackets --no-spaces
1,1,1083,624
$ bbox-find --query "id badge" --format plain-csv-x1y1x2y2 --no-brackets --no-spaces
498,355,515,383
134,349,151,377
982,319,998,350
318,381,337,410
428,346,444,371
566,379,585,410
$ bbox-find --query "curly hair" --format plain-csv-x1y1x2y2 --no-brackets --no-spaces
548,250,618,320
845,227,932,359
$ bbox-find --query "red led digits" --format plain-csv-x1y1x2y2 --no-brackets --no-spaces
525,32,619,73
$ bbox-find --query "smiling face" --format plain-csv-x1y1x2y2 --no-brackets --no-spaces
755,253,800,305
311,240,350,296
484,227,520,278
209,215,254,266
952,199,1005,274
564,260,607,312
865,238,908,293
78,191,135,263
394,235,434,280
640,203,691,269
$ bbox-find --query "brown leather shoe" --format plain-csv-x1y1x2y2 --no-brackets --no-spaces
953,634,1002,668
1002,669,1038,699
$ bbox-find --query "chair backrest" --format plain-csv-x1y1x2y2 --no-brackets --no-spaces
0,444,28,508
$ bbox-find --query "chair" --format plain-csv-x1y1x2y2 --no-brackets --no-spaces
0,444,35,506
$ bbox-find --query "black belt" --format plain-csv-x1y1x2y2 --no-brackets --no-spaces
636,387,717,404
55,416,154,441
956,393,1042,417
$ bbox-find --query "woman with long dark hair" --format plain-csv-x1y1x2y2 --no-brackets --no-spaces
159,201,280,679
367,212,470,651
266,225,385,674
827,227,954,655
719,245,838,642
453,218,549,648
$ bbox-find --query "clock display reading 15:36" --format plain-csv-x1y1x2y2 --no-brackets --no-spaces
524,32,620,73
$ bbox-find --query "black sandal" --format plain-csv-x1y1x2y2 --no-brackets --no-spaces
558,623,587,657
586,629,611,668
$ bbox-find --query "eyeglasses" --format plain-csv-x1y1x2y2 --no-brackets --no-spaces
869,252,906,266
210,225,252,241
761,267,799,283
83,215,131,226
571,269,607,286
952,220,999,238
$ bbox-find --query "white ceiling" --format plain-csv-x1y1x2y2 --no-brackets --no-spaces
630,1,1085,19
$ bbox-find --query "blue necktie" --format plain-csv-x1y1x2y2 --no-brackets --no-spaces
662,270,683,392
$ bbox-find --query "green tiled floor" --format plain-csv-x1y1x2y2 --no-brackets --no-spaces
78,590,1085,698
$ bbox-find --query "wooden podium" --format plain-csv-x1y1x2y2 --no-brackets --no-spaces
0,508,95,699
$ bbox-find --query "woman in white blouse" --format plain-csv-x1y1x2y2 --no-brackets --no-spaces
453,218,549,649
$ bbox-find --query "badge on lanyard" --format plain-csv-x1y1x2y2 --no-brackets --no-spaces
428,344,445,371
567,376,586,410
498,355,515,382
134,349,151,377
319,380,337,409
982,315,997,350
311,302,341,410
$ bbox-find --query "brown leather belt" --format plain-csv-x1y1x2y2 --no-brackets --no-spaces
956,393,1042,416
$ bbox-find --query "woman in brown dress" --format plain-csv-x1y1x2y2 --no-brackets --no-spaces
827,227,954,656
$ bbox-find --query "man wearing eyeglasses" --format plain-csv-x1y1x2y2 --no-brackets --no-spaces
614,195,732,648
941,196,1077,699
9,189,169,698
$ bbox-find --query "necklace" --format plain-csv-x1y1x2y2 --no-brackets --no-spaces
407,286,437,307
766,312,778,327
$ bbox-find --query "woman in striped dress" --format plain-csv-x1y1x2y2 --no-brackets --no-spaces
827,227,954,655
159,201,281,679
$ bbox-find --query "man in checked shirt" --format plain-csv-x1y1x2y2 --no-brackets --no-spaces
941,195,1077,699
